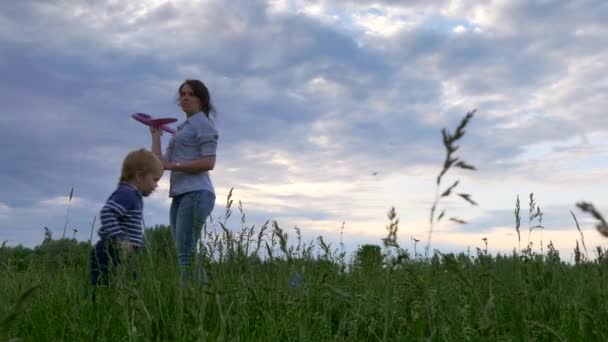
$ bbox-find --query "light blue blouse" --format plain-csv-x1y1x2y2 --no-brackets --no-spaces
164,112,218,197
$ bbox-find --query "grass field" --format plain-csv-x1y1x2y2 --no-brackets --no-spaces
2,222,608,341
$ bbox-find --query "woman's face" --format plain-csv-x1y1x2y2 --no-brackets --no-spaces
179,83,202,115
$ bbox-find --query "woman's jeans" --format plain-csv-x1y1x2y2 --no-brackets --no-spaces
170,190,215,282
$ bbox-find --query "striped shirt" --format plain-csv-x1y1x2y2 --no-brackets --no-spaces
97,183,145,247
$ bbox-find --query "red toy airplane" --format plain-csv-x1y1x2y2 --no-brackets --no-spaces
132,113,178,134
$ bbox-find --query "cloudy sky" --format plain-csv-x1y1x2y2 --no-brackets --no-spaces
1,0,606,260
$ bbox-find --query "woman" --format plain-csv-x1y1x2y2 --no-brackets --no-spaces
150,79,218,282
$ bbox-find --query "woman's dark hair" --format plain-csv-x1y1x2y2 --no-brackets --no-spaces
178,79,216,118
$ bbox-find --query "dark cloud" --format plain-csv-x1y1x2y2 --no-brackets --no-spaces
0,0,606,249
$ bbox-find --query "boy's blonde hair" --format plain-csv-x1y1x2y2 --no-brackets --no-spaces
120,148,164,182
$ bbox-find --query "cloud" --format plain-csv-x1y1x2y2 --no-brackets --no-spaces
0,203,10,218
0,0,606,253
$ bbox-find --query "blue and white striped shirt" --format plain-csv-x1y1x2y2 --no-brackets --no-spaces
98,183,145,247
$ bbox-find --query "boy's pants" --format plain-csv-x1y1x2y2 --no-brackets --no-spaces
89,239,122,287
89,239,141,301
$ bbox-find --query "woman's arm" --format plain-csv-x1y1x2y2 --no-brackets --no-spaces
150,127,164,160
166,156,216,174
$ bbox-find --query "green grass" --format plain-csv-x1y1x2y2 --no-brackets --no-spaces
2,225,608,341
3,111,607,341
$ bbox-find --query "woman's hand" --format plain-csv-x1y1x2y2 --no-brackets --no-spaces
162,160,175,171
150,127,164,158
162,157,214,173
150,126,163,139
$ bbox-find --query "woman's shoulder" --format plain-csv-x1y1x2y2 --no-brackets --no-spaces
190,113,217,132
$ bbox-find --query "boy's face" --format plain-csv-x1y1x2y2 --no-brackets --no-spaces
135,171,162,197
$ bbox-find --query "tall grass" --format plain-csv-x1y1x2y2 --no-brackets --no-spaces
61,187,74,239
427,109,478,257
2,224,608,341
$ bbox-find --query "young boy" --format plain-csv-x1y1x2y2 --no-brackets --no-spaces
90,148,163,287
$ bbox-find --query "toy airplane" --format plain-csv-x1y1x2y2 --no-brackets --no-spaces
132,113,178,134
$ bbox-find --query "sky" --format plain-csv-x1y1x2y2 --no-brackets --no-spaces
1,0,607,261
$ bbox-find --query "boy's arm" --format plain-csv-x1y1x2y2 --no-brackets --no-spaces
100,195,137,257
99,199,129,241
117,239,134,258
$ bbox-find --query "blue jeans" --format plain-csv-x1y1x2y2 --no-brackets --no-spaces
170,190,215,281
89,239,140,301
90,239,121,287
